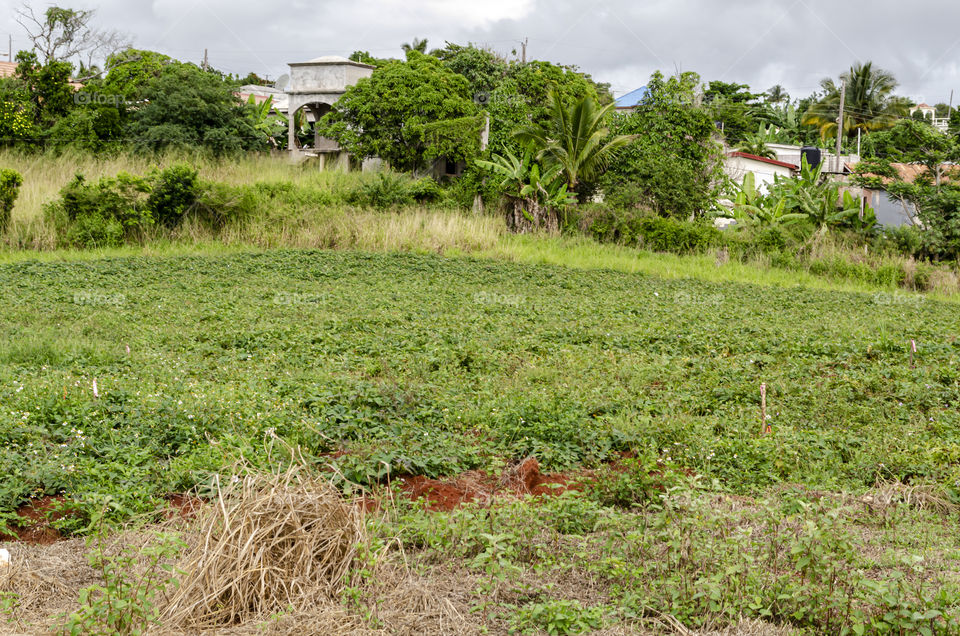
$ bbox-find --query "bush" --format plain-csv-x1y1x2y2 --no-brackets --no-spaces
578,206,720,254
408,177,444,204
47,173,152,248
876,224,923,257
349,173,413,210
147,163,200,227
193,182,259,229
0,168,23,233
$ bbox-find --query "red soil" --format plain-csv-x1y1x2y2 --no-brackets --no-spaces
8,497,68,545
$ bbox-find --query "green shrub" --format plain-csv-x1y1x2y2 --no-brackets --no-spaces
146,163,200,227
47,173,152,248
408,177,444,204
349,173,413,210
633,216,721,254
876,224,923,257
578,206,720,254
0,168,23,233
194,182,259,229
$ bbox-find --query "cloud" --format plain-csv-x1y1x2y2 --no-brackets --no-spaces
0,0,956,104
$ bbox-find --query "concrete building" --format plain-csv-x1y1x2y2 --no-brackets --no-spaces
285,55,374,166
724,151,798,193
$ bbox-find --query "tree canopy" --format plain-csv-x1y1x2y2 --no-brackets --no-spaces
317,51,480,173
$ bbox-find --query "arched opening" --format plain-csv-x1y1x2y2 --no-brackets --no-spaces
288,102,335,151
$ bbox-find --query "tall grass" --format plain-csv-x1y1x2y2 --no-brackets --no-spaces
2,150,958,302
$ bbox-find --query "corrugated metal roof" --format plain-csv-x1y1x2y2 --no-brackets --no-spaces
614,86,648,109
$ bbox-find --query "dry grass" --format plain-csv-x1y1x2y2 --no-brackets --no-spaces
161,464,363,629
861,480,958,515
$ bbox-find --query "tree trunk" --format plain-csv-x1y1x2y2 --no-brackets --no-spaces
505,197,558,234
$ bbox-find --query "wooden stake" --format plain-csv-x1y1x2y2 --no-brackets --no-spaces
761,383,770,434
910,339,917,368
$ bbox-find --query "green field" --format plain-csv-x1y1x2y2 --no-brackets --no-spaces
2,248,960,632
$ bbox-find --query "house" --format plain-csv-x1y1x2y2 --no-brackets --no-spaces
614,87,648,112
849,162,958,227
285,55,374,169
724,151,798,192
0,61,17,78
237,85,288,114
910,102,950,133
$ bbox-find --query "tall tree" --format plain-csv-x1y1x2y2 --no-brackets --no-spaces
602,71,725,219
401,38,429,55
317,51,480,173
15,3,129,67
765,84,789,104
801,62,910,140
514,92,634,192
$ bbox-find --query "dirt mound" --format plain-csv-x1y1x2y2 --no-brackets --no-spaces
399,458,582,512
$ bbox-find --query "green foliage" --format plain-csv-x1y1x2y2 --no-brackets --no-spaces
61,532,184,635
602,71,725,219
0,168,23,233
704,80,761,144
146,163,200,227
802,62,911,140
856,119,960,259
349,173,414,210
47,172,152,247
579,206,721,253
318,52,479,172
514,92,634,192
14,50,74,127
509,600,605,635
125,62,263,155
101,49,173,99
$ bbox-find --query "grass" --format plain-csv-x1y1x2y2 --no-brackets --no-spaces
1,249,958,518
0,245,959,633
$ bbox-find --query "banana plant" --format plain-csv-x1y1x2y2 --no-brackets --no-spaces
732,172,808,227
246,95,287,148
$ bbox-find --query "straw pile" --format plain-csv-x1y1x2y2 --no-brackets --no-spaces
162,464,363,629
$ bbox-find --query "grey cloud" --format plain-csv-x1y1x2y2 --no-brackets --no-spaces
0,0,957,104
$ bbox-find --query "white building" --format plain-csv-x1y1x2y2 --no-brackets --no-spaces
724,151,798,193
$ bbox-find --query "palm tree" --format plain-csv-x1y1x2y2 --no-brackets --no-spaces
513,92,636,192
401,38,429,55
766,85,789,104
801,62,911,140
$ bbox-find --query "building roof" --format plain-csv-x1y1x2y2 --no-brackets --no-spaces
0,61,17,78
854,162,957,185
289,55,374,69
915,102,932,109
614,86,648,109
727,151,799,170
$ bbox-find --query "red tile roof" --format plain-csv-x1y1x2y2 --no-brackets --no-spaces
727,151,799,171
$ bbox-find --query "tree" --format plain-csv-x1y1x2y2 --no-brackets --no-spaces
15,3,129,67
765,85,789,104
317,51,480,173
602,71,725,219
737,124,778,159
15,50,74,125
401,38,429,55
801,62,910,140
514,92,634,193
856,118,960,259
125,62,263,155
100,49,172,98
704,80,761,144
476,147,574,232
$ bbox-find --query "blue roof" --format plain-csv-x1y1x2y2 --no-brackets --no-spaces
615,86,648,109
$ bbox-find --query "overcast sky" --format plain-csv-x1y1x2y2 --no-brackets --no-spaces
3,0,959,105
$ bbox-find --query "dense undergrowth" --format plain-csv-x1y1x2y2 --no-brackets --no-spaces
0,249,958,533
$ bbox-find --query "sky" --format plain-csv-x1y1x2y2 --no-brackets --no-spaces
2,0,959,106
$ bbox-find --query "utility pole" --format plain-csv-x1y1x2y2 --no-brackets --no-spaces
835,79,846,173
857,128,861,157
520,38,528,64
202,49,209,72
950,89,955,115
7,35,11,62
